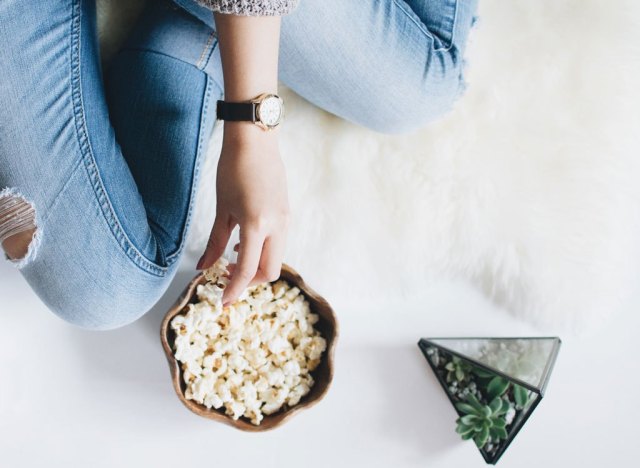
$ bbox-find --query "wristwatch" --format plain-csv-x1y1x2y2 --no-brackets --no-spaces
216,92,284,131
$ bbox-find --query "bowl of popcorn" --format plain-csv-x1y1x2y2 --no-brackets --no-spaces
160,257,338,431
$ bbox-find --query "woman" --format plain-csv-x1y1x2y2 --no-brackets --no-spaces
0,0,478,329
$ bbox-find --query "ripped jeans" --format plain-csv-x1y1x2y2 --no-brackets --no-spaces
0,0,478,329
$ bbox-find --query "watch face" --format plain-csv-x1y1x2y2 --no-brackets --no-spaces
257,95,283,127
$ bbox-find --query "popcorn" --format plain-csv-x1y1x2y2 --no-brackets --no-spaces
267,335,290,355
170,256,327,425
204,393,224,410
226,400,246,420
282,360,301,377
266,367,285,387
286,382,311,406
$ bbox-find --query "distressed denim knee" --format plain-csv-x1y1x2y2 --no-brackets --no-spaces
2,0,207,330
0,187,42,268
2,165,180,332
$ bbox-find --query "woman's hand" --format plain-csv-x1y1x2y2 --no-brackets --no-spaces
196,10,286,306
197,122,290,307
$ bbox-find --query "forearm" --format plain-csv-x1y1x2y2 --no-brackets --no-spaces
199,7,292,301
214,12,280,99
213,12,281,142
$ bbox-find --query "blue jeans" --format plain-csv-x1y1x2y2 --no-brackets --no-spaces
0,0,478,330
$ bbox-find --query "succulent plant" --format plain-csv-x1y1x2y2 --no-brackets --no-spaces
486,376,510,400
455,394,510,449
512,383,532,410
445,356,473,383
471,364,533,409
470,364,495,379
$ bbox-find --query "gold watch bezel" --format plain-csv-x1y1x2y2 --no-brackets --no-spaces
251,93,284,131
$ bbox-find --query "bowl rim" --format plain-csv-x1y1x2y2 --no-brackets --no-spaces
160,262,339,431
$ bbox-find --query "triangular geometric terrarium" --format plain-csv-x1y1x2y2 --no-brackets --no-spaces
418,337,561,465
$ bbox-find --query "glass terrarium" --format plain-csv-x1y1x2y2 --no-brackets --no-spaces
418,337,561,465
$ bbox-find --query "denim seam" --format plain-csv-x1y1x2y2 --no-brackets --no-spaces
39,159,83,226
199,36,219,72
117,47,212,75
195,30,217,70
148,218,171,264
69,0,167,277
166,73,214,264
391,0,458,53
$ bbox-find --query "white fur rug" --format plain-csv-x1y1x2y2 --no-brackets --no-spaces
98,0,640,335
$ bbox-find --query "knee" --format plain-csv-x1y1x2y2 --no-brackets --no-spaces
362,67,465,135
2,186,173,331
2,229,36,261
36,266,170,331
46,285,160,331
42,294,146,331
0,187,40,268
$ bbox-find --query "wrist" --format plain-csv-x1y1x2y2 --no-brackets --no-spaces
222,121,279,150
223,86,278,102
223,119,280,136
218,92,284,135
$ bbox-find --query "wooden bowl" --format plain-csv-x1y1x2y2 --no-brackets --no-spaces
160,263,338,431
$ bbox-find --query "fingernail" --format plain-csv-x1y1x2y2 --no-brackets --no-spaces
196,255,204,270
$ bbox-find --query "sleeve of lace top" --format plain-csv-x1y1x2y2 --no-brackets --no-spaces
194,0,300,16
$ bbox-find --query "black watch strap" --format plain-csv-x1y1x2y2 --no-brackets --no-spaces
216,100,256,122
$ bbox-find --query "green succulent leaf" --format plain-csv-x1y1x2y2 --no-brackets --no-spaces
489,397,503,414
456,368,465,382
474,425,490,449
498,398,511,416
490,426,508,441
461,430,475,441
487,397,510,418
513,384,529,408
487,376,510,400
466,394,484,412
481,406,492,418
460,414,478,425
471,366,495,379
492,418,506,429
456,423,475,437
455,402,479,415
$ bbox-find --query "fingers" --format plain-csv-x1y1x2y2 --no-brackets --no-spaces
198,214,235,270
224,240,284,310
253,234,285,285
221,225,264,306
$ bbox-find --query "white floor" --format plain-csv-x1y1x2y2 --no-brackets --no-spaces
1,248,637,468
